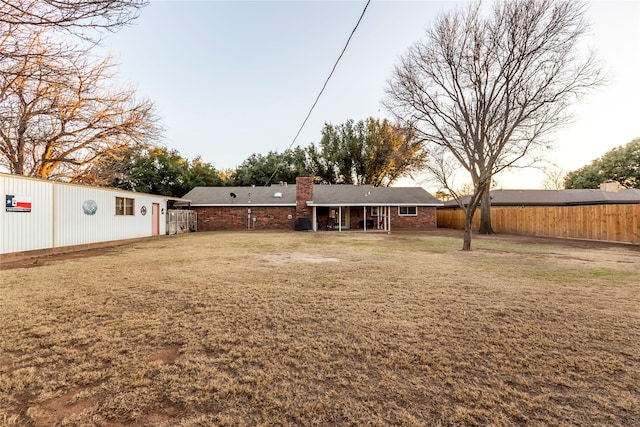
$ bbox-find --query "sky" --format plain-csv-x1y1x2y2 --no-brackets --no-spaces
102,0,640,190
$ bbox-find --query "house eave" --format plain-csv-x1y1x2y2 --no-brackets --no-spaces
190,203,296,207
308,202,443,207
441,200,639,208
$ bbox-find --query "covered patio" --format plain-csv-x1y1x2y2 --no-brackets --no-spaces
303,183,441,232
309,204,394,232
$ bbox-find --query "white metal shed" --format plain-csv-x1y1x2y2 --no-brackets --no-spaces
1,173,188,255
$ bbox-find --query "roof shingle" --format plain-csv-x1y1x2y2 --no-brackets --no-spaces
442,189,640,207
180,184,442,206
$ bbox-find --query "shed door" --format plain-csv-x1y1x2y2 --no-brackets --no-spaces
152,203,160,236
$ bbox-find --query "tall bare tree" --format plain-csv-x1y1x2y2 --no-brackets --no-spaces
0,31,159,182
385,0,604,250
0,0,158,183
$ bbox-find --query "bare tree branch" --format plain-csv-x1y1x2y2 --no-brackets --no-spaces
0,0,147,33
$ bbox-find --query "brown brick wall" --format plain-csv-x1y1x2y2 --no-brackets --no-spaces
194,206,296,231
193,205,436,231
295,177,314,219
390,206,437,229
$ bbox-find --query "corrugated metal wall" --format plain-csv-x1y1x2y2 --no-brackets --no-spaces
1,174,171,255
1,175,54,253
54,187,168,246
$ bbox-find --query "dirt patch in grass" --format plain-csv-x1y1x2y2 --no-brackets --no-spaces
1,231,639,426
29,387,101,427
261,252,340,264
0,247,115,271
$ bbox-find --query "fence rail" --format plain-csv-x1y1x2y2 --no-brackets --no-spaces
437,204,640,244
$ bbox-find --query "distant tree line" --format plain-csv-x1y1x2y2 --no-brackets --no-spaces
106,117,428,198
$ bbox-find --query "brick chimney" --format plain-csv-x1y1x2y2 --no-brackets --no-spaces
296,176,314,219
599,180,620,192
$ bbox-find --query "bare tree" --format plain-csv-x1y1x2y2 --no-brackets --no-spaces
385,0,604,250
1,0,147,66
0,0,146,33
0,31,160,183
542,166,566,190
0,0,158,183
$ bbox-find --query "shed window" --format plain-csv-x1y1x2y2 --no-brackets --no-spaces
398,206,417,216
116,197,135,216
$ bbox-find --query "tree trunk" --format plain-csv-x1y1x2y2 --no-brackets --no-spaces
478,189,495,234
462,210,473,251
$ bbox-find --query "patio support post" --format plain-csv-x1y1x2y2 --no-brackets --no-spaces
312,206,317,232
338,207,342,232
382,206,386,231
364,206,367,231
382,206,389,231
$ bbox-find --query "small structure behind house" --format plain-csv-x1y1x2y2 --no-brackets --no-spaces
1,173,191,255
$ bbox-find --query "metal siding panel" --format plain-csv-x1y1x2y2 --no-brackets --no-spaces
128,195,154,239
55,184,114,246
2,174,170,254
0,175,53,254
55,188,167,246
159,202,167,235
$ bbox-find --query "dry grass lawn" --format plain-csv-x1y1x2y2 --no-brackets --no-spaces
0,231,639,426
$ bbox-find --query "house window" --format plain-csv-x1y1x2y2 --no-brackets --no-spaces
399,206,417,216
116,197,135,216
370,207,379,216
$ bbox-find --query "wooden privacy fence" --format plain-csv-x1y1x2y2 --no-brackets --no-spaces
437,204,640,244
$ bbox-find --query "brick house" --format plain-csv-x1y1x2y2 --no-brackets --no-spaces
181,177,442,232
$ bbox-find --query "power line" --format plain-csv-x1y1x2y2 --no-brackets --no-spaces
265,0,371,186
